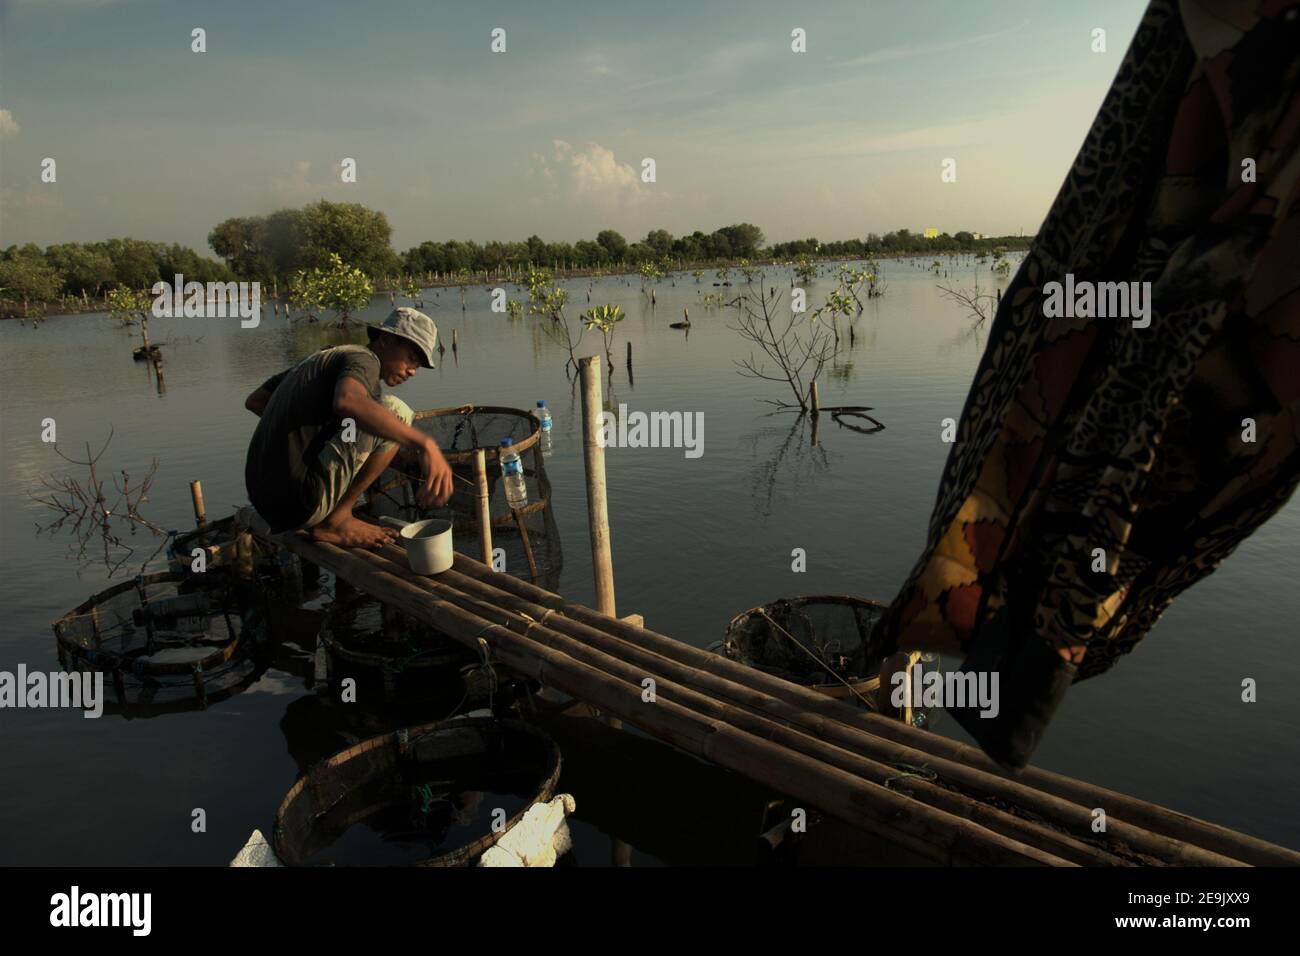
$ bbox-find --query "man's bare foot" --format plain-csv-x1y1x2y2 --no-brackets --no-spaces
310,515,396,549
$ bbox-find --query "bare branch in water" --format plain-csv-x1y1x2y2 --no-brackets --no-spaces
937,282,997,329
31,429,169,576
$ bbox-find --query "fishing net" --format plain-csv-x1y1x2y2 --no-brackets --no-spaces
319,590,479,707
368,405,562,591
168,517,305,603
273,716,562,866
721,596,888,705
51,570,267,714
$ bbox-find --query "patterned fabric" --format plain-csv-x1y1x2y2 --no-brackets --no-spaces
869,0,1300,768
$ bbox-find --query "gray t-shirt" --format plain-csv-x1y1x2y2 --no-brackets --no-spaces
245,345,382,531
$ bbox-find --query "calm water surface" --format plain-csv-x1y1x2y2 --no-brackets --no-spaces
2,255,1297,863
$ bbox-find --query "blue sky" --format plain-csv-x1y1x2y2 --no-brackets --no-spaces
0,0,1148,253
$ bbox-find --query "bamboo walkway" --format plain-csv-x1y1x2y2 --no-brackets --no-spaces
250,521,1299,868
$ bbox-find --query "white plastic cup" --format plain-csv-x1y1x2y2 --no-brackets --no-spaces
380,516,454,574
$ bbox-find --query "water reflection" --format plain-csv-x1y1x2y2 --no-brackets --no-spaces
744,413,830,517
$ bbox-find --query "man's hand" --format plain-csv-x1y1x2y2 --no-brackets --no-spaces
419,438,454,508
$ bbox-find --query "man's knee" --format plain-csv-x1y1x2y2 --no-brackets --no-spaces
381,395,414,427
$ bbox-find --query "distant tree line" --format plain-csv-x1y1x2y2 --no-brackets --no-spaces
401,223,769,275
0,239,233,306
769,229,1027,257
1,198,1031,311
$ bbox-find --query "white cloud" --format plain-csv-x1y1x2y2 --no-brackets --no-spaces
534,140,653,208
268,159,342,202
0,109,20,138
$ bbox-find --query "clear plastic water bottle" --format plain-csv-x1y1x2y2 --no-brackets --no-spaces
535,400,554,456
499,438,528,510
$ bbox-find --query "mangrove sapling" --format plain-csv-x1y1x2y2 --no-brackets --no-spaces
108,287,166,364
793,255,817,286
402,275,425,308
31,428,169,576
638,261,662,295
106,287,151,327
526,269,585,377
289,253,373,326
816,288,857,351
583,304,625,373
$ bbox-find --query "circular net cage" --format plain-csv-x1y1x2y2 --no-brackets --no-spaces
51,571,266,714
368,405,562,591
167,517,305,605
721,596,888,706
273,716,562,866
320,590,479,708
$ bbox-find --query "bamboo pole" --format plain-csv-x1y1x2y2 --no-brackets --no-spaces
444,555,1299,865
246,504,1296,865
579,356,616,617
189,480,206,528
406,555,1239,866
511,509,540,581
279,534,1066,866
355,548,1125,865
810,379,820,414
473,449,492,564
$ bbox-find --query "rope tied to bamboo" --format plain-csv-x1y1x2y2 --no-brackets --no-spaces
755,608,876,710
884,762,939,792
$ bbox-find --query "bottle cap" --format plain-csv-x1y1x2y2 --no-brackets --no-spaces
537,400,546,407
500,438,513,446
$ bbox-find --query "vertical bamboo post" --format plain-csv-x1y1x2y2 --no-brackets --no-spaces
141,316,151,352
189,480,206,528
877,650,923,723
473,449,493,565
626,341,632,369
810,379,820,414
579,356,616,618
902,650,921,725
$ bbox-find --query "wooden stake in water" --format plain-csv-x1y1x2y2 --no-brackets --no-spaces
579,356,616,617
810,379,821,414
190,480,207,528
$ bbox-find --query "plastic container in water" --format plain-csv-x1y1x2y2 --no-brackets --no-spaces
535,401,554,456
500,438,528,510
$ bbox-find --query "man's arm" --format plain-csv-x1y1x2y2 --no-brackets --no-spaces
333,377,453,505
246,370,289,417
245,387,274,416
